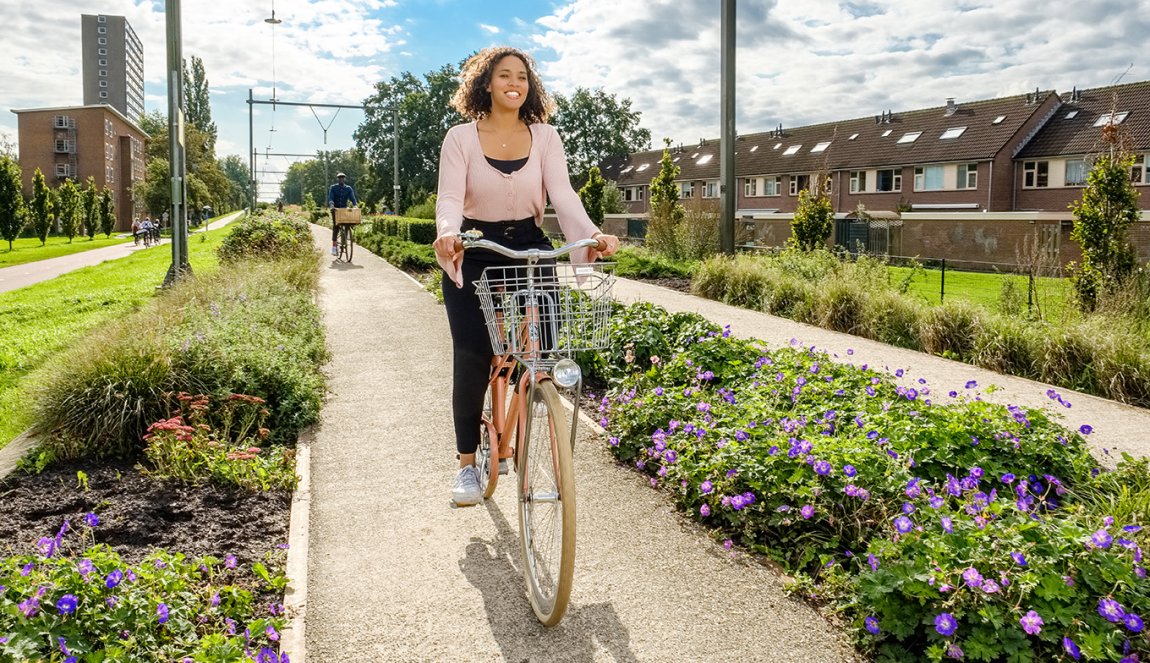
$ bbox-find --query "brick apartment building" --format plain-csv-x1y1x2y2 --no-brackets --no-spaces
599,80,1150,269
11,104,148,231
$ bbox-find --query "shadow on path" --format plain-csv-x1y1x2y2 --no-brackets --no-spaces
460,498,637,663
326,260,365,272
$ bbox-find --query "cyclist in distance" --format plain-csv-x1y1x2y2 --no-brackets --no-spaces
433,46,620,507
327,172,358,256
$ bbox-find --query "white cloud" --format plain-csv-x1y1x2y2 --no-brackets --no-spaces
479,23,501,34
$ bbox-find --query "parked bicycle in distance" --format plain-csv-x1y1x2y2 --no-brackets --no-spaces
459,229,614,626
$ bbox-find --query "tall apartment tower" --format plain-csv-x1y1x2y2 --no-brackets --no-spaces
81,14,145,122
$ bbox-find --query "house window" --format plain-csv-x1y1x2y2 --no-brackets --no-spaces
54,115,69,128
764,176,782,196
99,81,108,88
783,145,802,156
1023,161,1049,188
897,131,923,144
679,182,694,198
98,37,107,45
1093,112,1129,127
55,139,74,153
811,141,831,153
850,171,867,193
703,180,719,198
957,164,978,189
98,26,107,34
99,70,107,77
99,91,108,98
98,48,107,55
914,166,944,191
789,175,809,196
1065,159,1089,186
876,169,901,192
1131,156,1147,184
744,178,757,197
99,59,107,66
97,15,106,22
55,164,70,177
940,127,967,140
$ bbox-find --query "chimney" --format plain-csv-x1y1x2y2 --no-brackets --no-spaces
945,97,957,116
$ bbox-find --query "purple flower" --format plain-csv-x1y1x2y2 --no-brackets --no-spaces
157,603,169,624
56,594,79,615
864,616,880,634
1092,529,1113,549
1011,552,1027,566
868,553,879,571
266,624,280,641
934,612,958,636
941,517,954,533
1079,424,1093,435
105,569,123,589
211,592,221,607
843,465,857,477
1124,613,1144,632
653,387,663,396
962,567,983,588
813,460,832,476
1061,637,1081,660
700,504,711,517
965,380,978,389
945,644,964,660
225,554,237,569
981,579,1001,594
894,516,913,534
84,512,99,527
801,505,815,519
18,596,39,618
1001,473,1015,484
1099,598,1126,623
1019,610,1043,635
77,559,94,577
700,480,713,494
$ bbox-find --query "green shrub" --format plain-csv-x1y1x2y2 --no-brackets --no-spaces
613,246,694,279
403,194,436,220
33,257,326,459
1037,324,1099,395
358,233,437,272
860,291,923,350
971,316,1037,377
816,280,868,334
216,211,314,263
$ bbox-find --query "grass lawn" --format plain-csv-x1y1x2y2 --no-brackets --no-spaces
0,231,226,451
890,264,1073,320
0,234,135,268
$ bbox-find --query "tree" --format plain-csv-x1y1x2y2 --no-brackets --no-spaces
356,65,465,211
279,150,367,207
789,174,834,251
183,56,217,151
82,176,100,240
645,140,686,257
552,87,652,184
56,178,82,242
578,165,607,227
1068,120,1141,311
219,155,253,211
0,156,24,250
99,187,116,237
135,109,229,215
29,168,53,245
602,180,625,215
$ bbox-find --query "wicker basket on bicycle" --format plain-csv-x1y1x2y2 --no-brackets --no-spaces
473,262,614,370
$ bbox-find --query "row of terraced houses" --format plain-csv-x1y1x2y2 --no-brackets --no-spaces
594,80,1150,269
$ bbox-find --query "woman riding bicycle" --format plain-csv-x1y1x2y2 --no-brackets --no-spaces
434,46,620,507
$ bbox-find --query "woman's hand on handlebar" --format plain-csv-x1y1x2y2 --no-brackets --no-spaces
433,233,463,263
591,232,620,260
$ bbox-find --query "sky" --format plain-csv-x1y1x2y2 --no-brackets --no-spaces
2,0,1147,200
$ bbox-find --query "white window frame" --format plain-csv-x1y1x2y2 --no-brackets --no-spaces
876,169,901,192
1094,112,1129,127
97,26,107,34
99,91,109,98
1131,155,1148,184
744,178,757,197
897,131,923,144
97,15,107,22
703,180,719,198
679,181,694,198
1023,161,1049,188
55,163,70,177
811,141,831,153
789,174,809,196
764,176,782,197
98,37,107,45
783,144,801,156
957,163,978,189
849,171,867,193
940,126,967,140
98,48,107,55
1065,159,1088,187
914,165,945,191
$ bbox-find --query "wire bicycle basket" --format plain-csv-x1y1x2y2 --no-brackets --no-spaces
474,262,614,370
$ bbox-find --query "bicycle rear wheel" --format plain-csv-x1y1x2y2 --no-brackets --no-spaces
477,386,499,498
338,225,354,262
517,380,575,626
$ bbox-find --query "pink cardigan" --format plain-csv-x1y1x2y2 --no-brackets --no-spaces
435,121,599,269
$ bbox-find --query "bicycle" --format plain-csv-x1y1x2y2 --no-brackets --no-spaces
335,223,355,262
459,230,614,626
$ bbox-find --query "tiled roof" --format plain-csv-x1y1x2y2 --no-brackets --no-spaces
603,90,1059,186
1015,80,1150,158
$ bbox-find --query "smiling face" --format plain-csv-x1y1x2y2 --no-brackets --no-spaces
486,54,529,114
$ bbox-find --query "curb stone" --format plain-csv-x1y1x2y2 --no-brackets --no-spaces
0,429,38,482
280,428,313,662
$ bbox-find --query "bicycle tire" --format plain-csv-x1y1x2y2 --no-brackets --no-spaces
338,225,354,263
517,380,575,626
477,386,499,498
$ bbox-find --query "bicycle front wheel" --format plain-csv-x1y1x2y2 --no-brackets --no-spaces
517,380,575,626
476,385,499,498
338,225,354,262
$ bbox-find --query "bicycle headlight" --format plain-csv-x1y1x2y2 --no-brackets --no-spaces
552,358,582,388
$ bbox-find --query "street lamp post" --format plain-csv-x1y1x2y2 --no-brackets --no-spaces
163,0,191,286
719,0,736,254
392,105,400,212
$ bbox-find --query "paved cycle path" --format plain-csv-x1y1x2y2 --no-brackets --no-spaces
0,212,243,295
304,226,860,662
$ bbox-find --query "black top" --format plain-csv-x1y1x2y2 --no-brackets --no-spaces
485,156,528,174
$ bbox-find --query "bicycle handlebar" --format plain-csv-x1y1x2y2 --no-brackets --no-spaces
458,230,602,262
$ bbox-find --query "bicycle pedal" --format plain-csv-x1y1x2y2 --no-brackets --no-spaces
498,459,510,475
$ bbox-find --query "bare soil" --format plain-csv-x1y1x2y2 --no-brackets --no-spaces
0,459,290,566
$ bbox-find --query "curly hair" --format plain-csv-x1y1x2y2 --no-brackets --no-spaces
450,47,555,124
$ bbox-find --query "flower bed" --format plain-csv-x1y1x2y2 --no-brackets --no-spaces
596,301,1148,662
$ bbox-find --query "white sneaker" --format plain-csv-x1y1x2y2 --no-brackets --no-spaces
452,465,483,506
331,246,339,256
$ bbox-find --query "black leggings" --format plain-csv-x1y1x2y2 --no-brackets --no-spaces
443,218,553,455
